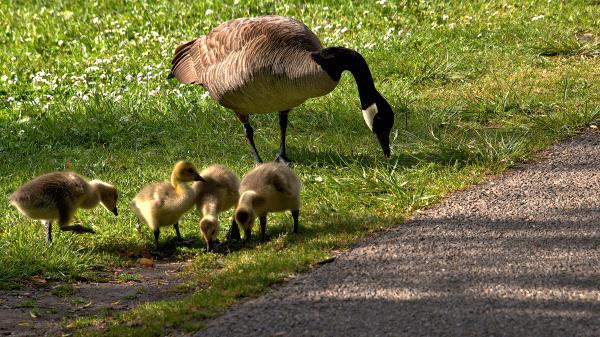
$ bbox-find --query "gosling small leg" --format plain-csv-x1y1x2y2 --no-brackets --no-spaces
173,222,182,241
44,220,52,243
153,228,160,250
291,210,299,234
275,110,292,165
173,222,192,245
226,217,241,241
259,216,267,242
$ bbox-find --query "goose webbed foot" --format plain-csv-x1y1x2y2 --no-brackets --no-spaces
274,154,293,166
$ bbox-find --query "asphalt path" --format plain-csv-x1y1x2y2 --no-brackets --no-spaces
196,131,600,337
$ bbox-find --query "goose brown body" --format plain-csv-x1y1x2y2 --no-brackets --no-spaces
9,171,118,242
233,162,301,241
193,165,240,251
171,15,394,164
171,16,338,114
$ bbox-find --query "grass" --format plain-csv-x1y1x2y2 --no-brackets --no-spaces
1,0,599,335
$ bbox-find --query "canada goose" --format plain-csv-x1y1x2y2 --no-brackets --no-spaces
193,165,240,252
9,171,118,243
231,162,300,241
131,160,204,250
169,15,394,164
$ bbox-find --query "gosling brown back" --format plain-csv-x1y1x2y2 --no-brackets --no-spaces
10,171,118,243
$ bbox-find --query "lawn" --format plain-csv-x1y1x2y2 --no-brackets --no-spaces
1,0,599,335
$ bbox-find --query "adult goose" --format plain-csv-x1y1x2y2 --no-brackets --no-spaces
169,15,394,164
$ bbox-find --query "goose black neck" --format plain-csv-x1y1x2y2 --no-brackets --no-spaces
312,47,378,109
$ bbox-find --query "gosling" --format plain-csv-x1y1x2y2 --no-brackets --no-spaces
232,162,300,242
9,171,118,243
193,165,240,252
131,160,204,250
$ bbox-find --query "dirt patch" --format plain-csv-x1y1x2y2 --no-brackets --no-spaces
0,260,191,337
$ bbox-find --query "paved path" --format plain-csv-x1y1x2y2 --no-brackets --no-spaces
197,131,600,337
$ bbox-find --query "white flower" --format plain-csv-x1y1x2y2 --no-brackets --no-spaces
125,74,133,81
315,176,324,182
149,86,161,96
363,42,376,49
201,91,210,100
0,75,7,82
85,66,100,73
92,17,100,24
205,8,213,16
376,0,386,5
531,14,544,21
58,40,64,46
62,11,74,20
6,96,15,103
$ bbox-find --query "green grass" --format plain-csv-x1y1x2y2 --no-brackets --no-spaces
1,0,600,335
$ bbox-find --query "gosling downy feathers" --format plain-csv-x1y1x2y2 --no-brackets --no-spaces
131,160,204,249
9,171,118,243
232,162,300,241
170,15,394,164
193,164,240,252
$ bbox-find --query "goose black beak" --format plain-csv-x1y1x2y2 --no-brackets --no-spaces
112,207,119,216
194,174,205,182
376,131,391,158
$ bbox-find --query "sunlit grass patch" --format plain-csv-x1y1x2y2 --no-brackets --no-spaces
1,0,600,336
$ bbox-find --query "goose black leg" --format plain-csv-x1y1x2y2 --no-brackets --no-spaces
237,114,263,164
275,110,292,165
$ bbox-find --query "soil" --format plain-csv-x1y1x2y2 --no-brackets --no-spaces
0,260,190,337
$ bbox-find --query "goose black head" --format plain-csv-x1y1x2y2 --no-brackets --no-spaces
362,93,394,158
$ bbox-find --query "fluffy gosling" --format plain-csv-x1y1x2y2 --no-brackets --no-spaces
193,165,240,252
9,171,118,243
131,160,204,250
232,162,300,241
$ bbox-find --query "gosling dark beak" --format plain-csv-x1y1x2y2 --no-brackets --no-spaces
194,174,205,182
112,207,119,216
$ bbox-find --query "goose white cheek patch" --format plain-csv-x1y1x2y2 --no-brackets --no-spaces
362,103,378,131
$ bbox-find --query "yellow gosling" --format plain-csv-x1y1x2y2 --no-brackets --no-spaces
131,160,204,250
193,165,240,252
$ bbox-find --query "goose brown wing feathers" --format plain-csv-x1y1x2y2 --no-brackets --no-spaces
170,16,327,103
